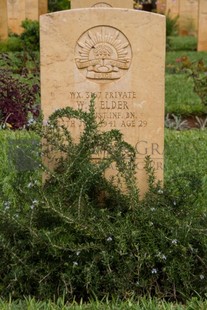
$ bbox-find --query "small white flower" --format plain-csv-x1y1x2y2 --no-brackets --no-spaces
73,261,78,266
76,251,80,256
4,201,10,210
173,201,176,205
27,182,33,188
158,189,163,194
172,239,178,245
161,254,167,260
106,236,112,242
151,208,156,211
43,120,48,126
32,199,38,205
151,268,158,274
200,274,205,280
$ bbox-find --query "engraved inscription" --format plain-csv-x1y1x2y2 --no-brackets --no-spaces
8,0,17,5
68,91,148,129
92,3,112,7
75,26,132,83
187,0,197,4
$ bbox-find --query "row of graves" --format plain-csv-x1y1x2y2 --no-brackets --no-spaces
0,0,48,37
0,1,207,50
157,0,207,51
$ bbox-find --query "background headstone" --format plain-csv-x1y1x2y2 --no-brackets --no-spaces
26,0,39,21
166,0,180,18
71,0,134,9
197,0,207,51
179,0,198,36
7,0,48,34
156,0,166,14
39,0,48,16
40,9,165,195
7,0,25,34
0,0,8,40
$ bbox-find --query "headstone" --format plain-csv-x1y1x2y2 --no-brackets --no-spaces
39,0,48,16
179,0,198,35
71,0,134,9
40,9,165,195
166,0,180,18
7,0,26,34
7,0,48,35
26,0,39,21
197,0,207,51
0,0,8,40
156,0,166,14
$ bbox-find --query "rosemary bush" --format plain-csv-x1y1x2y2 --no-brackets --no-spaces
0,97,207,302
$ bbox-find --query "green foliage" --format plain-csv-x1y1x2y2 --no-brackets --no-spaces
165,51,207,117
48,0,70,12
0,37,23,52
0,99,207,302
1,296,207,309
42,94,139,207
166,51,207,72
166,13,179,37
165,73,205,116
179,57,207,108
167,36,197,52
20,19,40,51
165,129,207,181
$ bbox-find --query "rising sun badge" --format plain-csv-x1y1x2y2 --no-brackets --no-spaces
75,26,132,83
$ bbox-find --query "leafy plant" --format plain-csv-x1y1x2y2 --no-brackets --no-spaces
48,0,70,12
0,69,40,129
195,116,207,130
0,36,23,52
20,19,40,51
0,97,207,303
166,12,179,37
42,94,139,205
179,56,207,108
165,113,189,130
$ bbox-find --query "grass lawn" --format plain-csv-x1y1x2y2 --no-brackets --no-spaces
0,296,207,309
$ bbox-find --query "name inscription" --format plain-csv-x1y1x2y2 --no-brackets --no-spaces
65,90,163,171
68,91,147,128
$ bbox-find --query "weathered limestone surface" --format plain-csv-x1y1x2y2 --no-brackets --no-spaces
179,0,198,35
71,0,133,9
197,0,207,51
26,0,39,21
40,9,165,195
156,0,166,14
7,0,48,34
7,0,25,34
166,0,180,18
39,0,48,16
0,0,8,40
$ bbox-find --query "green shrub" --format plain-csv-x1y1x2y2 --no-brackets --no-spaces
167,36,197,52
165,73,205,116
0,37,23,52
0,98,207,302
48,0,70,12
166,13,179,37
20,19,40,51
179,57,207,108
0,65,40,129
